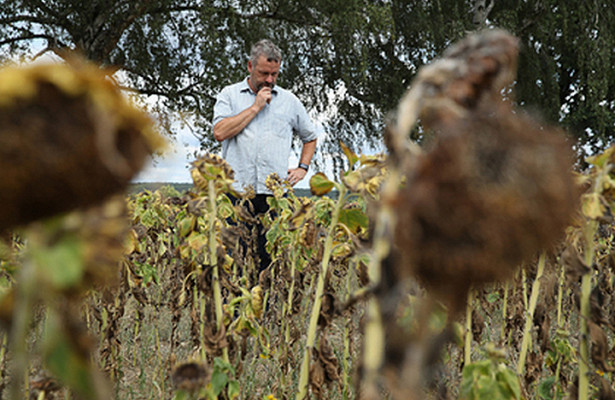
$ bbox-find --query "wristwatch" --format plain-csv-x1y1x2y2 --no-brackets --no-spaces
298,162,309,171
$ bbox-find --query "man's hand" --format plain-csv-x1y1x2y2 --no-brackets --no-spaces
213,87,272,142
287,167,307,186
254,87,272,110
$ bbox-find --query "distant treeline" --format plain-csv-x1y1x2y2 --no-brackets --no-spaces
129,182,194,194
129,183,326,199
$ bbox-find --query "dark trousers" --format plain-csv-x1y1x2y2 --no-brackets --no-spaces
226,193,272,273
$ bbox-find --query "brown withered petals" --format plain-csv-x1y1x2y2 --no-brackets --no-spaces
390,30,579,312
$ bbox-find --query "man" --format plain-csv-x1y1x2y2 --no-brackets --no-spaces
213,39,318,271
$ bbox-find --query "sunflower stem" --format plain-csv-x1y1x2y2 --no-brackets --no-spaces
208,180,228,363
579,219,597,400
360,168,401,399
295,185,346,400
464,288,474,366
7,258,36,400
500,282,509,343
517,252,546,376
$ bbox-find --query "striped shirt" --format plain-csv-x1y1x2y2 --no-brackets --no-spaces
213,78,318,194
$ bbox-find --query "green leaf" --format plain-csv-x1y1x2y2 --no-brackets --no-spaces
227,380,240,399
460,360,492,399
486,292,500,303
178,216,196,237
209,357,235,396
338,207,369,233
43,312,103,397
461,360,521,400
537,376,557,399
496,364,521,399
32,234,84,289
172,391,189,400
210,369,228,396
310,172,335,196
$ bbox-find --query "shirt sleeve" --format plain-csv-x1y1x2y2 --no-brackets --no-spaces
293,98,319,143
212,87,233,127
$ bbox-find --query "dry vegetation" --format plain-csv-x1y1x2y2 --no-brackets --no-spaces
0,30,614,400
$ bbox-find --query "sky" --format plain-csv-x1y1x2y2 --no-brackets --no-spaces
133,127,200,184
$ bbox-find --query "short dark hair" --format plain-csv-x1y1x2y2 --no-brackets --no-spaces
250,39,282,65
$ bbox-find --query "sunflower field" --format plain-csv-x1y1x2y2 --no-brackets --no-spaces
1,30,615,400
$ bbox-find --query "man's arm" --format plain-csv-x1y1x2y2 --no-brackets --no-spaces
213,104,259,142
298,139,317,166
287,139,317,186
213,87,271,142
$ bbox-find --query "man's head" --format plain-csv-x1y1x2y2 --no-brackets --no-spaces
248,39,282,92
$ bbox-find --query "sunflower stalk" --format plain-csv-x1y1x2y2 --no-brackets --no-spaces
280,240,299,391
7,258,36,400
577,161,605,400
579,219,597,400
283,231,299,340
341,262,354,399
464,288,474,366
500,282,509,343
361,168,401,399
556,263,565,328
517,252,546,376
208,180,228,363
295,184,347,400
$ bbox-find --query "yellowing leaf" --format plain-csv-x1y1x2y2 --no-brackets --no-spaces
340,141,359,168
310,172,335,196
586,146,615,168
250,285,264,319
359,153,386,167
222,254,234,274
581,193,606,220
186,232,208,252
288,198,313,230
124,228,141,254
332,243,353,259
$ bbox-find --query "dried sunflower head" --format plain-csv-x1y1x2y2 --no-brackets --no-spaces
0,59,164,232
171,361,209,393
265,172,286,197
389,30,580,312
191,153,235,194
394,110,579,310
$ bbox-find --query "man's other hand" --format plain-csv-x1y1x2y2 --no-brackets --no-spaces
287,167,307,186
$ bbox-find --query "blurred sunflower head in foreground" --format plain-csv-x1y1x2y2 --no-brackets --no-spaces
0,58,165,232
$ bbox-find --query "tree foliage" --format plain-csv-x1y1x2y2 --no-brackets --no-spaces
1,0,614,163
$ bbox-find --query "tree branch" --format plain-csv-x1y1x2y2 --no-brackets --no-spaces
98,1,153,62
146,2,325,29
0,33,56,47
0,15,57,25
145,4,205,15
23,0,63,20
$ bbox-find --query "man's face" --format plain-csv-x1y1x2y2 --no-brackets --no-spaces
248,55,280,92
